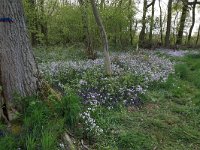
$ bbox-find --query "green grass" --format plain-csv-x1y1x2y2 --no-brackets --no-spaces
0,51,200,149
87,54,200,149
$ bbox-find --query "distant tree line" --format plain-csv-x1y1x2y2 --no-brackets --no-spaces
23,0,200,50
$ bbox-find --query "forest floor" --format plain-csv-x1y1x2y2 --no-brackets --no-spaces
0,48,200,150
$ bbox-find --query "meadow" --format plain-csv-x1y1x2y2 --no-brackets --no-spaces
0,48,200,150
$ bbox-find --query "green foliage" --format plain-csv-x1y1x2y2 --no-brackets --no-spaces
23,0,137,47
55,90,81,129
117,132,153,150
0,135,17,150
175,63,190,79
26,135,36,150
41,131,57,150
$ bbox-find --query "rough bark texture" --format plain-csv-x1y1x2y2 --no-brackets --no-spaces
188,0,197,44
0,0,39,119
139,0,147,47
165,0,173,47
176,0,188,45
90,0,112,75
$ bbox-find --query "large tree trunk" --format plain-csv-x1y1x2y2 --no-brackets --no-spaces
149,0,156,46
176,0,188,45
90,0,112,75
0,0,39,121
139,0,147,47
188,0,197,44
165,0,173,47
79,0,95,59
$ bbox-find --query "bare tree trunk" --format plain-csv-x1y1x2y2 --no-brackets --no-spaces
139,0,147,47
118,0,123,47
90,0,112,75
173,10,179,45
159,0,163,44
165,0,173,47
149,0,156,46
196,24,200,46
176,0,188,45
0,0,39,121
128,0,133,45
79,0,95,59
188,0,197,44
133,20,138,40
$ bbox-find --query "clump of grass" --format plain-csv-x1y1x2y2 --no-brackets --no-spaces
41,131,57,150
54,90,81,129
175,63,190,80
117,132,154,150
26,135,36,150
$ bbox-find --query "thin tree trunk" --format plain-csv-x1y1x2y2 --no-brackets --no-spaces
188,0,197,44
90,0,112,75
133,20,138,40
173,11,179,44
176,0,188,45
0,0,39,120
79,0,95,59
165,0,173,47
149,0,156,46
139,0,147,47
118,0,123,47
128,0,133,45
159,0,163,44
196,24,200,46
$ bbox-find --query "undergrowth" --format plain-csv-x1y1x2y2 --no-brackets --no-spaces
0,51,200,149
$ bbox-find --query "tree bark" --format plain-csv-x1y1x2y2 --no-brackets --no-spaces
196,24,200,46
0,0,39,120
128,0,133,45
133,20,138,40
90,0,112,75
165,0,173,47
79,0,95,59
149,0,156,46
176,0,188,45
173,10,179,45
188,0,197,44
139,0,147,47
159,0,163,44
